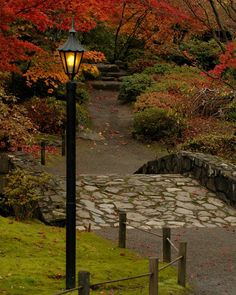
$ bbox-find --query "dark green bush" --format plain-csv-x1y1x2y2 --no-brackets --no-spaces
143,63,173,75
75,86,90,104
82,24,115,62
2,169,52,220
224,99,236,122
75,103,91,130
181,134,236,163
118,73,152,103
180,38,221,70
133,107,185,141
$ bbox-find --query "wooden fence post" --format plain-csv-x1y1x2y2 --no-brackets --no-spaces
162,227,171,263
149,257,158,295
78,271,90,295
61,129,66,156
178,242,187,287
41,141,46,165
119,211,126,248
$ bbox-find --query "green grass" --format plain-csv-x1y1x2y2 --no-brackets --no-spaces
0,216,189,295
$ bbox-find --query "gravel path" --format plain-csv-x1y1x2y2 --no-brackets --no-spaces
95,227,236,295
46,89,164,176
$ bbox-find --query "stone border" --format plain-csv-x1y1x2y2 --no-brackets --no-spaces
135,151,236,204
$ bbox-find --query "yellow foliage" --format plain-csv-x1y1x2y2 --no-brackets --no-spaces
24,49,106,93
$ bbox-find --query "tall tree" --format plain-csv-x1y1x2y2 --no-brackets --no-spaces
0,0,115,73
104,0,204,60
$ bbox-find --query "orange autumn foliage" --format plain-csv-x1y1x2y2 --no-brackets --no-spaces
0,0,114,73
24,50,106,92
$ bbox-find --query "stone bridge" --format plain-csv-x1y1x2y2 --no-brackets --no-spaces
1,151,236,230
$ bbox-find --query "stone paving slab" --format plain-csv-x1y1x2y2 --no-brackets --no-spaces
69,174,236,230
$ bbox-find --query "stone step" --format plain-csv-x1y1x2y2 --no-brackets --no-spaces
90,81,122,91
97,63,119,73
100,76,126,82
102,71,128,78
101,76,119,82
115,60,128,70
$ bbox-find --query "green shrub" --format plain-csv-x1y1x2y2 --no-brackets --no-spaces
224,99,236,122
144,65,204,97
181,134,236,162
133,107,185,141
82,23,115,62
124,48,145,62
143,63,173,75
75,86,90,104
2,169,52,220
76,103,91,130
180,38,221,70
118,73,152,103
145,79,191,95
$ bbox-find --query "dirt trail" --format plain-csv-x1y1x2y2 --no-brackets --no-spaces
46,89,165,175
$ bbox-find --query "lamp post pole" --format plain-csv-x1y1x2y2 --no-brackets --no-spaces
66,80,77,289
58,21,85,290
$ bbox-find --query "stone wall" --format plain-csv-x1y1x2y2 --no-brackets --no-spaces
0,152,66,225
135,151,236,204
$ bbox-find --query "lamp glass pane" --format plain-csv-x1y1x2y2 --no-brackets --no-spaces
59,52,67,74
65,52,76,74
74,52,83,74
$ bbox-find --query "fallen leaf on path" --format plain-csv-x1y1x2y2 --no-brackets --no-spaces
119,141,128,145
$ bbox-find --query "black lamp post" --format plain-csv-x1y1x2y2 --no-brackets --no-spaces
58,22,85,290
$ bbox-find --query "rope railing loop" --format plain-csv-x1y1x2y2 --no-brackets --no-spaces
166,237,178,253
54,286,82,295
159,256,183,272
124,222,163,238
90,272,152,290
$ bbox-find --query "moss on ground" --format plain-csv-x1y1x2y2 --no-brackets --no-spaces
0,216,189,294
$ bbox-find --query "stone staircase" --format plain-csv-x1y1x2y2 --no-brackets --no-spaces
90,63,128,91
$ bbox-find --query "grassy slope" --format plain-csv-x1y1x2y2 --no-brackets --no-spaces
0,216,188,295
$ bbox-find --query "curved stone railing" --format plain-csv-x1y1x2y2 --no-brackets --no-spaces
135,151,236,204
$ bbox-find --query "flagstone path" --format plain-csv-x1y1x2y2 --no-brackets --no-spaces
44,174,236,230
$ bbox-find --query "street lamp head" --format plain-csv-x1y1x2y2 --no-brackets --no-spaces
58,22,86,80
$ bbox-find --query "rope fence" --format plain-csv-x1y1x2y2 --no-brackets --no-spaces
54,243,186,295
55,211,187,295
118,211,180,264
